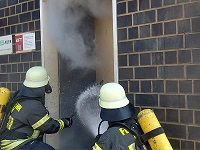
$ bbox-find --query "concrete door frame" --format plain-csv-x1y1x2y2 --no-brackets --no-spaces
40,0,118,149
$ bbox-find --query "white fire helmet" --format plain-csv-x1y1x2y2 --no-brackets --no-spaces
99,82,135,122
99,82,129,109
23,66,50,88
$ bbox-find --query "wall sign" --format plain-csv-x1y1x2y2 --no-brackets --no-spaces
15,32,36,52
0,35,13,55
15,34,23,51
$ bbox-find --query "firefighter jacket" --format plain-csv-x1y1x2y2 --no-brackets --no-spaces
0,87,66,150
92,119,142,150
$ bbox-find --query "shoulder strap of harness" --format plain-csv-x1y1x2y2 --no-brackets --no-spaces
0,90,20,133
108,121,147,149
109,121,165,150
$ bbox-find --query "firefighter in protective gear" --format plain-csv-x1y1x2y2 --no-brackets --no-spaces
92,82,145,150
0,66,73,150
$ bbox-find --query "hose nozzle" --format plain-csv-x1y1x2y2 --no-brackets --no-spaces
70,111,76,118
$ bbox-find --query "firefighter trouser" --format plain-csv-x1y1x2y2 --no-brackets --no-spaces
18,140,55,150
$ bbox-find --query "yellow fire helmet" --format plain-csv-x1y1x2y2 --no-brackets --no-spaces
23,66,50,88
99,82,135,122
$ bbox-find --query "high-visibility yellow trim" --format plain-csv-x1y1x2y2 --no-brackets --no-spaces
1,139,29,150
92,143,102,150
32,113,50,129
119,128,129,135
1,140,12,146
57,119,65,130
6,115,14,130
11,102,22,112
128,143,136,150
1,129,40,150
30,130,40,138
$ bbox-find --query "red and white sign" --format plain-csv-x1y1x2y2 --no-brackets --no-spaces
15,34,23,52
15,32,35,52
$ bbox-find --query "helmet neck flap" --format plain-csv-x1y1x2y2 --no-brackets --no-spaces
100,103,135,122
17,84,45,98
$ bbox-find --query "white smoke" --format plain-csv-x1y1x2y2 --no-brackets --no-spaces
46,0,112,69
75,84,108,136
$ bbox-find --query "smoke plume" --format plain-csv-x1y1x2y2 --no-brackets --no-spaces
46,0,112,69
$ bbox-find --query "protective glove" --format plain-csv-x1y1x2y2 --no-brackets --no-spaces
62,117,73,128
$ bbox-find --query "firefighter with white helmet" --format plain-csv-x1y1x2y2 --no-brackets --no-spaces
92,82,146,150
0,66,73,150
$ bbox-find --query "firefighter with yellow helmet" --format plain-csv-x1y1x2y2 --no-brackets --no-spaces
92,82,147,150
0,66,73,150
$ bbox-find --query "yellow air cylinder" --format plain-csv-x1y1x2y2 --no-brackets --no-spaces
137,109,173,150
0,87,10,119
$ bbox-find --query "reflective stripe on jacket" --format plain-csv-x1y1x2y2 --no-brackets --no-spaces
1,130,40,150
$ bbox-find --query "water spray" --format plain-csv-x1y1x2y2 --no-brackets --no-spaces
75,83,108,136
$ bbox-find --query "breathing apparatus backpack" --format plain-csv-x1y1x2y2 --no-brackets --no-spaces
137,109,173,150
0,87,11,134
96,110,174,150
96,119,148,150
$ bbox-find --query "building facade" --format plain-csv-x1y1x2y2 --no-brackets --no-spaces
0,0,41,93
117,0,200,149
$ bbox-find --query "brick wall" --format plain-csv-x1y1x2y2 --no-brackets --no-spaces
0,0,41,93
117,0,200,149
